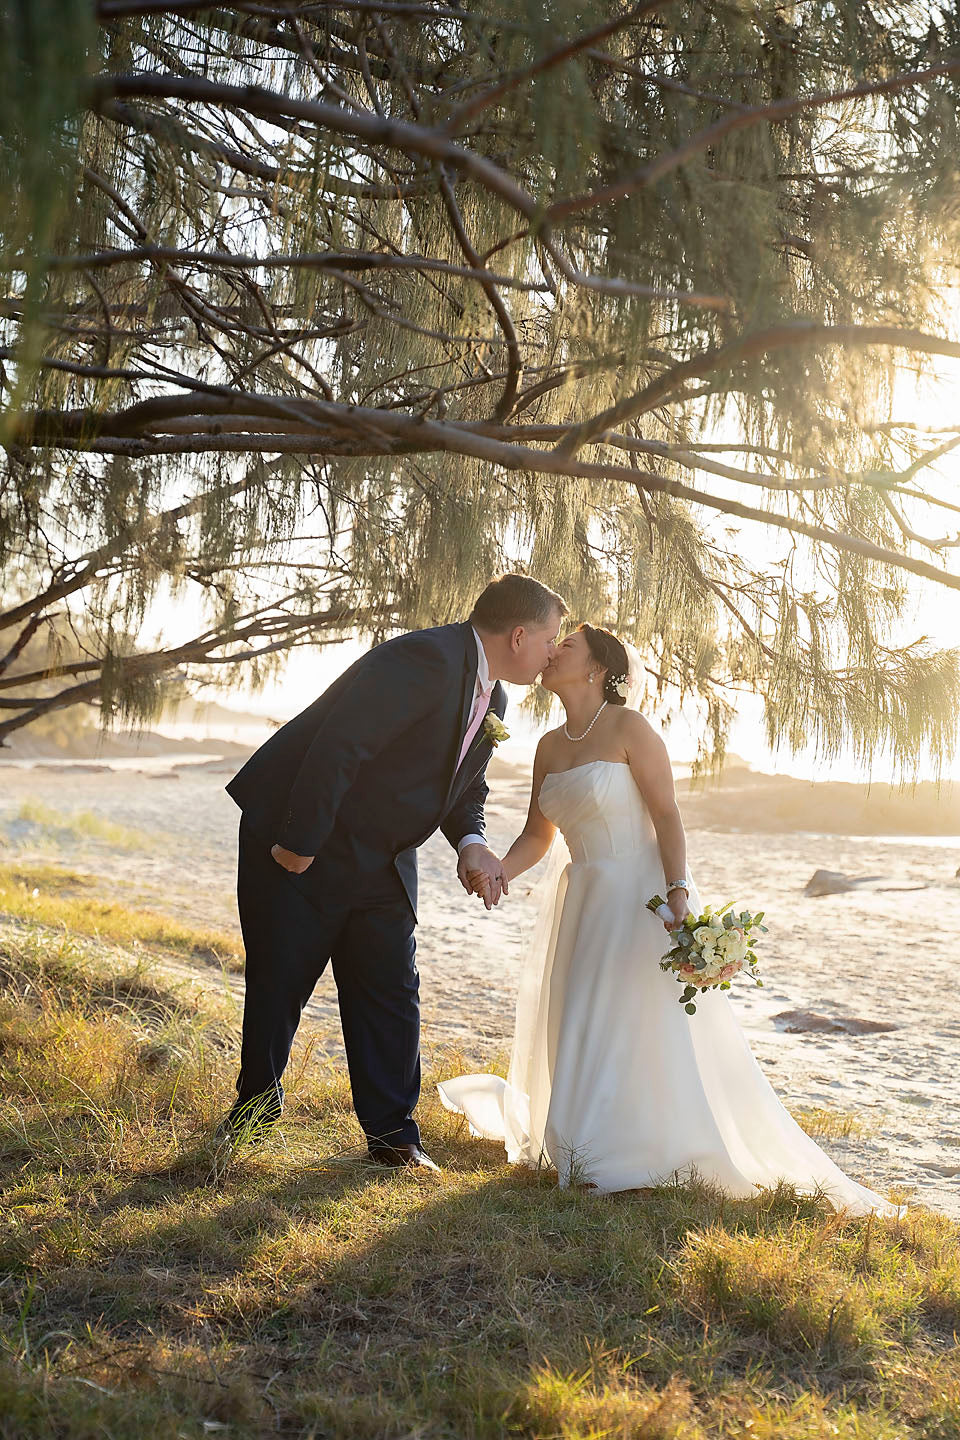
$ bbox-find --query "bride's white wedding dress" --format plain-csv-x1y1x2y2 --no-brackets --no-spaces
439,759,899,1216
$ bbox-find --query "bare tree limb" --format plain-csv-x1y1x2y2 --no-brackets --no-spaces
442,0,678,133
554,323,960,457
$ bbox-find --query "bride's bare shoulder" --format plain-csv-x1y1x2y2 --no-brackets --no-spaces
534,727,565,767
616,707,668,753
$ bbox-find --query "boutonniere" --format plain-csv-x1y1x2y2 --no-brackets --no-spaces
483,711,509,746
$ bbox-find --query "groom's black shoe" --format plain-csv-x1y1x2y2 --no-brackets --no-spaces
365,1142,440,1172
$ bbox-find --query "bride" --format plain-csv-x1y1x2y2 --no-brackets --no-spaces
439,622,900,1217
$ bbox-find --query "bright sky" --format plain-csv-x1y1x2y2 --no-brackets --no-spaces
132,323,960,789
188,353,960,787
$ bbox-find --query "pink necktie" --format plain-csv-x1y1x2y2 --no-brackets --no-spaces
457,683,493,770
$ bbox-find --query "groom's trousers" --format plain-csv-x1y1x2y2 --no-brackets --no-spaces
234,817,421,1149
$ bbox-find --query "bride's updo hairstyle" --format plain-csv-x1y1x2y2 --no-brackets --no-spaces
578,623,631,706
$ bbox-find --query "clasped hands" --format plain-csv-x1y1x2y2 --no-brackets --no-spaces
271,839,508,910
457,842,509,911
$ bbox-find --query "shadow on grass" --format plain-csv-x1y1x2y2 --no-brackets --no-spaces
1,928,958,1439
10,1123,918,1345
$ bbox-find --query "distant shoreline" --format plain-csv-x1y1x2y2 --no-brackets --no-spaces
0,754,240,773
0,728,254,764
3,741,960,840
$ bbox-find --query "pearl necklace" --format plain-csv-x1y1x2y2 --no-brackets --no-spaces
564,700,608,742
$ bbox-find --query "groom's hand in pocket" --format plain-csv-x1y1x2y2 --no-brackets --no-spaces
271,843,315,874
457,844,508,910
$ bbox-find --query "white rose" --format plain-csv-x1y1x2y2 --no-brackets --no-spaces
716,927,746,957
693,926,715,947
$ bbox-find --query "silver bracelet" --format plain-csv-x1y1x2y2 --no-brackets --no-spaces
666,880,689,895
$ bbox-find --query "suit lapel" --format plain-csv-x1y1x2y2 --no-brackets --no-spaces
444,623,480,807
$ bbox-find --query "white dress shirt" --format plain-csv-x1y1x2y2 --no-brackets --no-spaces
456,626,493,854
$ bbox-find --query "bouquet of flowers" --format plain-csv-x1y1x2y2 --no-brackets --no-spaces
645,896,767,1014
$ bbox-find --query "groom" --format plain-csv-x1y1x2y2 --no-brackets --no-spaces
222,574,567,1168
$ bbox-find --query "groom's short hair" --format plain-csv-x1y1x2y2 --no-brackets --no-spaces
469,574,568,633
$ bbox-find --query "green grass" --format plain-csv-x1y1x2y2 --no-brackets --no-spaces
0,863,244,971
10,797,156,851
0,919,957,1439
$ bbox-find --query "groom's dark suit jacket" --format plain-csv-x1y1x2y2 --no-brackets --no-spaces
225,622,507,917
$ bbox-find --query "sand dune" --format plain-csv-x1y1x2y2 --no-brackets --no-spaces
674,757,960,836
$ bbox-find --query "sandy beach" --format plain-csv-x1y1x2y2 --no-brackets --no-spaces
1,750,958,1219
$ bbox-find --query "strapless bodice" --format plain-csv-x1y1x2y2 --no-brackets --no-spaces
538,759,658,862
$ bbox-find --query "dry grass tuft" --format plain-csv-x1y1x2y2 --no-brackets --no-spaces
794,1107,874,1141
9,798,157,851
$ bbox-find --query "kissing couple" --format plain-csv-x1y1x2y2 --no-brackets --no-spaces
222,573,899,1216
